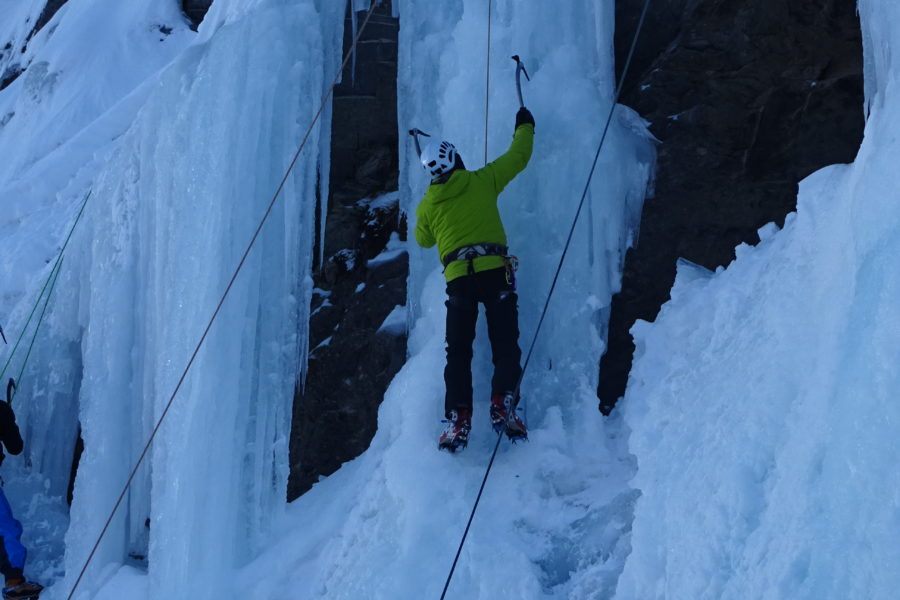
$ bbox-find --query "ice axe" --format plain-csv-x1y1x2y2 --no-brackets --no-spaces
512,55,530,108
0,324,6,344
408,128,431,159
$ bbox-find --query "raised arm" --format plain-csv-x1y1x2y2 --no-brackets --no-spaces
478,108,535,194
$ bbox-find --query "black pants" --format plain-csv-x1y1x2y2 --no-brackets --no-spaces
444,267,522,416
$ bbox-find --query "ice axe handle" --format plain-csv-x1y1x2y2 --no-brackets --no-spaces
408,128,431,159
512,55,530,108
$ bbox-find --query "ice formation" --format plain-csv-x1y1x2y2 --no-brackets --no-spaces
1,0,345,598
10,0,893,598
619,1,899,598
0,0,652,597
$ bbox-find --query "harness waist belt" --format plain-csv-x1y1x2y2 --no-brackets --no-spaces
442,243,509,268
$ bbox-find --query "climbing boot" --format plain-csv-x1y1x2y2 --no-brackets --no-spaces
439,408,472,452
490,392,527,442
3,580,43,600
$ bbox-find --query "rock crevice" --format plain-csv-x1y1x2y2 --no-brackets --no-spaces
288,0,402,501
600,0,864,413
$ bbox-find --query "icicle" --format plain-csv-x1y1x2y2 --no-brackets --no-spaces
348,0,379,88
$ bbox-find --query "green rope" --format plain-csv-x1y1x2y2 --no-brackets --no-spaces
0,189,92,389
0,259,59,383
10,257,65,404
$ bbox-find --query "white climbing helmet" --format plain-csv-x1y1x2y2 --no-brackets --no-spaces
420,140,457,177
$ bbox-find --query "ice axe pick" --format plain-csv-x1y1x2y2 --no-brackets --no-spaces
512,55,530,108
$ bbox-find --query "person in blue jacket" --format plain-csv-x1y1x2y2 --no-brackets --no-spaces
0,401,42,600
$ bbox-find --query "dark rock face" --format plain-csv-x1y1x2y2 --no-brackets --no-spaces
33,0,69,35
0,0,70,92
328,3,400,195
0,64,23,92
599,0,864,413
288,1,403,501
182,0,213,30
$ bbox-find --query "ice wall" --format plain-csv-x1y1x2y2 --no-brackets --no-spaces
618,1,900,598
0,0,345,598
0,0,192,321
237,1,655,598
0,0,195,586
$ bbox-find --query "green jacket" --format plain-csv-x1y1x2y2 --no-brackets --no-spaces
415,124,534,282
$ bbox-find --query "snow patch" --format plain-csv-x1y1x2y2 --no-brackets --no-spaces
377,304,407,336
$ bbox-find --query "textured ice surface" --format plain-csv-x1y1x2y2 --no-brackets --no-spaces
619,1,893,598
64,7,327,598
0,1,343,599
3,0,895,597
0,0,195,594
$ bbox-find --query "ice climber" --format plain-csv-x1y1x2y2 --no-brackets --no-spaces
0,401,41,600
414,106,535,452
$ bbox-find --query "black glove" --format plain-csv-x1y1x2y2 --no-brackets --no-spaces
0,400,22,457
515,107,535,129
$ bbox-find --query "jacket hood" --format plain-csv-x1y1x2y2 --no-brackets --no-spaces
426,169,471,203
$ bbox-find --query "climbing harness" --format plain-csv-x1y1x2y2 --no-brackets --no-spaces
442,242,509,276
441,243,517,282
66,2,383,599
441,243,509,268
440,0,655,597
